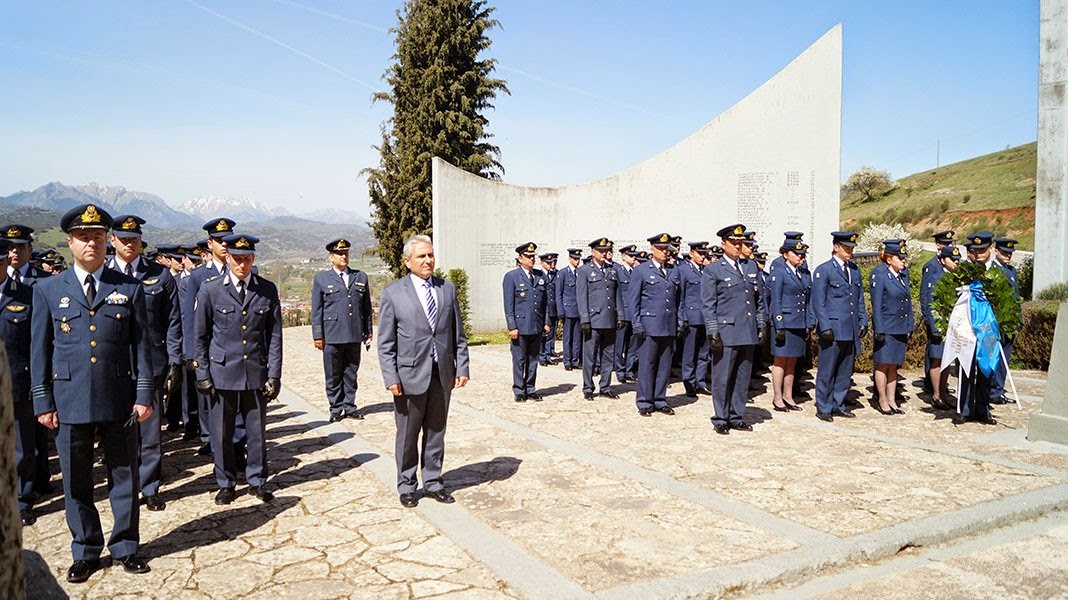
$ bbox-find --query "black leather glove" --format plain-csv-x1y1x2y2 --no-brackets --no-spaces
185,358,196,370
757,328,768,346
859,325,869,338
634,330,647,345
195,378,215,396
819,329,834,343
616,320,626,330
874,332,885,343
580,322,592,335
775,329,785,345
261,377,281,400
930,332,943,343
708,332,723,352
678,321,690,338
164,363,183,396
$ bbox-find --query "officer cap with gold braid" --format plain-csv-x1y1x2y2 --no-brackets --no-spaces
515,241,538,255
0,224,35,244
716,224,747,241
938,245,962,260
222,233,259,255
688,241,709,251
60,204,113,232
588,237,613,251
326,238,352,253
994,237,1018,254
567,247,582,259
111,214,146,238
781,238,808,254
618,244,638,257
932,229,955,245
831,231,859,248
964,231,993,250
202,217,237,239
646,232,673,247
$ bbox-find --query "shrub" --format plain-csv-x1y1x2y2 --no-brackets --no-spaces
857,223,912,252
1036,281,1068,301
1018,255,1034,300
940,199,950,212
447,268,472,336
962,194,971,204
894,207,917,225
882,208,897,224
1013,301,1059,370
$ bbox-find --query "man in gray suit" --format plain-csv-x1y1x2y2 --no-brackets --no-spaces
378,235,470,508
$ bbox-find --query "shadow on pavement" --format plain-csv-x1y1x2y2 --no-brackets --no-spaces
355,401,396,416
140,496,301,559
24,549,68,600
444,456,522,492
537,383,576,397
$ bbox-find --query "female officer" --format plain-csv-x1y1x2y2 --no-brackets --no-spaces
769,239,811,411
920,245,961,409
871,243,914,414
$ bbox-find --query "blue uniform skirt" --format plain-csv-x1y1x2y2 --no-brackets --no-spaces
874,333,908,365
926,325,945,360
771,328,806,358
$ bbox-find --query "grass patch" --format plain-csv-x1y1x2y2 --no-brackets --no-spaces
469,331,512,346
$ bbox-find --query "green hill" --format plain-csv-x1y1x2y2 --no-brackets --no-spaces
840,142,1036,250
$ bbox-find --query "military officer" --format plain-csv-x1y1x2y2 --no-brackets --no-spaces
614,245,640,384
576,238,624,400
194,233,282,504
311,238,373,421
538,252,560,366
32,204,154,582
768,239,811,411
810,231,868,422
954,232,999,425
706,245,723,263
628,233,680,417
0,239,38,525
921,230,956,392
503,242,551,402
871,243,914,415
769,231,804,274
701,224,767,434
988,237,1020,404
920,245,961,409
555,248,582,370
671,241,711,397
182,218,237,457
107,215,183,512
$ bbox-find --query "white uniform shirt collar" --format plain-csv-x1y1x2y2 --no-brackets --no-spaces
73,263,107,295
229,272,252,288
114,255,140,274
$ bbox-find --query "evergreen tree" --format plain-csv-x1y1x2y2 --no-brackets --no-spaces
364,0,508,276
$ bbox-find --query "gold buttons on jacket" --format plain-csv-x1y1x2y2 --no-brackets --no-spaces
89,325,97,332
90,341,97,347
89,310,95,317
90,357,97,363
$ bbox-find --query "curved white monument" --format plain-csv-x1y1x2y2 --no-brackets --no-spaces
433,25,842,333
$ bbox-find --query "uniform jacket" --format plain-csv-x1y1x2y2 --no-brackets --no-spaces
628,261,680,337
377,275,470,397
920,260,945,329
11,263,50,286
0,277,34,393
810,257,868,346
769,263,813,330
181,261,225,359
576,261,623,329
700,257,765,346
871,266,914,335
194,273,283,391
108,257,182,377
502,267,550,335
554,265,580,319
671,260,704,325
993,261,1020,297
615,264,635,322
311,267,373,344
544,268,558,318
31,267,154,423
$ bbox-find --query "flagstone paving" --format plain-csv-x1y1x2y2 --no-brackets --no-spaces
20,326,1068,599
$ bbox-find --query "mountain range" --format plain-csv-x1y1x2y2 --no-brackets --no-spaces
0,181,373,260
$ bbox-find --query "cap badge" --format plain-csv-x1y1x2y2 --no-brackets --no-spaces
849,234,857,242
121,217,138,230
6,227,20,238
733,225,744,235
234,237,250,249
337,239,349,249
215,220,230,232
659,234,669,243
973,236,981,244
946,232,954,239
80,205,101,224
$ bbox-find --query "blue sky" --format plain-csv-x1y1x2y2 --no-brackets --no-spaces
0,1,1039,217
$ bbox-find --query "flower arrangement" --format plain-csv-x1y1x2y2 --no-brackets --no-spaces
932,261,1022,338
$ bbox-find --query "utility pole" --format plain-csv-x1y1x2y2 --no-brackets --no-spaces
936,139,940,168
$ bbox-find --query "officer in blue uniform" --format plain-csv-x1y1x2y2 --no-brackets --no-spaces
769,232,804,275
182,218,240,458
0,239,37,525
157,243,191,433
31,204,154,582
555,248,582,370
920,245,961,409
194,233,282,505
810,231,868,422
629,233,680,416
503,242,551,402
702,224,767,434
174,243,203,441
614,245,640,383
989,237,1020,404
577,237,624,400
107,215,183,512
871,243,914,415
2,223,55,496
954,232,999,425
769,239,811,412
671,241,711,397
312,238,373,421
921,230,956,392
538,252,560,366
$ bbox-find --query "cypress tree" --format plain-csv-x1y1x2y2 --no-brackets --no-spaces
364,0,508,276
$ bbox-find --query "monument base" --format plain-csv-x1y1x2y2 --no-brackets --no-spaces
1028,302,1068,445
1028,412,1068,444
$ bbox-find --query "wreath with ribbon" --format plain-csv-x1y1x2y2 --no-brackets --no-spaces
932,261,1022,338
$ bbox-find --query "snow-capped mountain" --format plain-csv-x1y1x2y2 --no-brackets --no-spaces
177,195,278,223
298,208,366,224
2,181,197,227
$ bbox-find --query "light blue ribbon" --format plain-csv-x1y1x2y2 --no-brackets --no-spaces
969,281,1001,377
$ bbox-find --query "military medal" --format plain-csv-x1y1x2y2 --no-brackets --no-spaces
60,322,71,334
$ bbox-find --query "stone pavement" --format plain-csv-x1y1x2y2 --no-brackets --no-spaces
21,325,1068,599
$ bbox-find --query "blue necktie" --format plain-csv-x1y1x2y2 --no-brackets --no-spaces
424,281,438,360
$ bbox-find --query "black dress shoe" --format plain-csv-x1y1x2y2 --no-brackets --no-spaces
891,408,905,415
118,554,151,574
329,413,345,423
713,422,730,435
67,559,101,583
786,403,803,411
952,414,967,425
400,492,418,508
514,396,527,402
816,412,834,422
600,390,620,399
989,396,1008,405
34,481,55,496
182,430,200,441
20,509,36,526
773,403,790,412
638,409,653,417
347,411,365,420
539,361,551,367
583,393,595,401
658,406,676,415
214,488,236,505
527,393,543,401
833,409,856,419
425,488,456,504
165,422,182,433
876,406,894,416
732,422,753,431
249,486,274,502
197,443,212,456
980,416,998,425
564,365,573,371
144,495,166,511
696,388,712,396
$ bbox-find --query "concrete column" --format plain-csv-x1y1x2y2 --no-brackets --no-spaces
1029,302,1068,443
0,344,26,597
1034,0,1068,293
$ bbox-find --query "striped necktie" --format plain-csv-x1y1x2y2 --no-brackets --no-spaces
424,281,438,360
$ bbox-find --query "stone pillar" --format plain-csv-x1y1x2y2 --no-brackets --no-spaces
1029,302,1068,443
1034,0,1068,293
0,343,26,597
